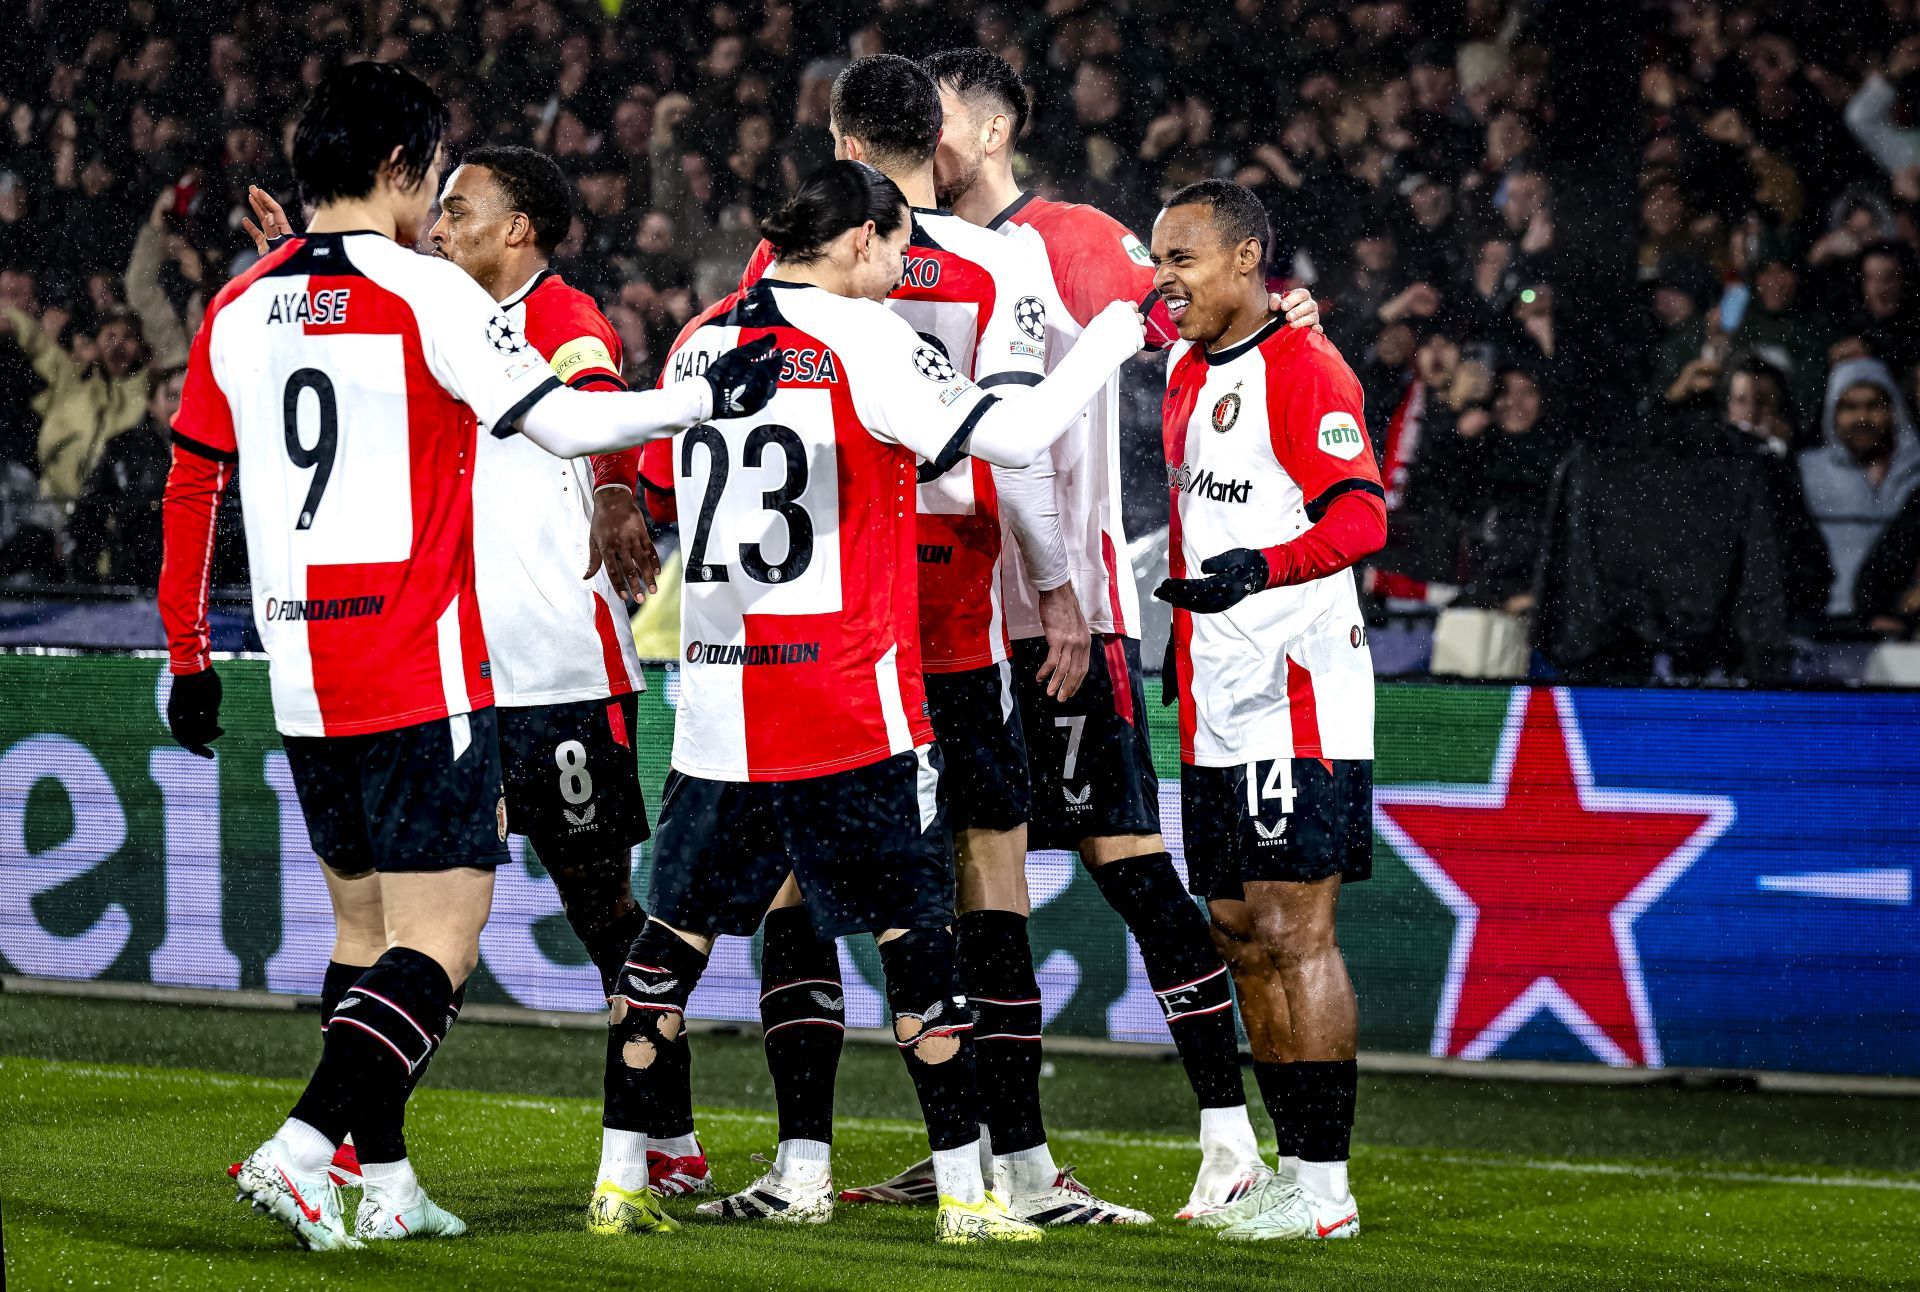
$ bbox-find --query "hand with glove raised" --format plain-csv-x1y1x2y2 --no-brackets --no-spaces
1154,548,1271,614
167,668,225,758
701,335,785,419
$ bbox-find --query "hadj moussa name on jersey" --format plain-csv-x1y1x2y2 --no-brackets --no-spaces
684,640,821,666
262,595,386,622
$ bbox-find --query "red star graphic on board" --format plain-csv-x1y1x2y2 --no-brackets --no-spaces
1373,688,1734,1067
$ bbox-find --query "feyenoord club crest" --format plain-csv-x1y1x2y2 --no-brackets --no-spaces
1211,390,1241,432
1015,295,1047,342
912,343,958,384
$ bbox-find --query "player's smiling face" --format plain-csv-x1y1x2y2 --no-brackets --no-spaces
1150,203,1248,345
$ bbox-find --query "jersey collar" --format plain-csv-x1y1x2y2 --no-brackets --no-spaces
1203,314,1287,366
499,267,557,311
985,191,1036,231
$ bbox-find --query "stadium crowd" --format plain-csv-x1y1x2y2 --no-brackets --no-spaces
6,0,1920,680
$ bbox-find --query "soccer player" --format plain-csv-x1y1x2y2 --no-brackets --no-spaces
718,56,1153,1226
1151,179,1385,1242
160,62,778,1251
241,145,716,1209
426,144,715,1199
592,159,1147,1243
917,47,1321,1220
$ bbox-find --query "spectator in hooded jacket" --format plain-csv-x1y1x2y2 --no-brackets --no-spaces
1799,356,1920,616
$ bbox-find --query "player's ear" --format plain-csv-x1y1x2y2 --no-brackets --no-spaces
380,145,413,190
1237,237,1262,275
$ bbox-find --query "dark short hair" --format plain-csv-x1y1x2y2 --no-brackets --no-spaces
830,55,942,168
759,160,909,266
293,62,448,205
1164,179,1272,270
460,144,573,254
924,47,1030,140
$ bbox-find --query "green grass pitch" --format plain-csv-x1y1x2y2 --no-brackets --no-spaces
2,995,1916,1290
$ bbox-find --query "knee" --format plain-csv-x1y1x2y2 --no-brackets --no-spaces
878,926,966,1065
1208,907,1259,968
1251,907,1334,975
435,943,480,987
609,921,706,1065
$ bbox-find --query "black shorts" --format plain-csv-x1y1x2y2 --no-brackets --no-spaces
1014,634,1161,851
1181,757,1373,902
648,746,954,940
284,709,510,874
925,663,1030,833
498,692,650,862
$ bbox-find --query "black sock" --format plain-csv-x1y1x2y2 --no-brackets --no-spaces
1090,853,1245,1108
546,851,649,999
570,899,678,1139
604,924,706,1136
319,960,365,1035
356,983,469,1165
1295,1059,1357,1162
584,905,649,999
1253,1061,1305,1160
289,947,450,1148
956,909,1045,1154
879,927,979,1152
759,905,845,1145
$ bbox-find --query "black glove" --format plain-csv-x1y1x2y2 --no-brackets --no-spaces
701,335,784,419
167,668,224,758
1154,548,1270,614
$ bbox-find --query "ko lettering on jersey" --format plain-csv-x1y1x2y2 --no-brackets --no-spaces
168,231,558,736
659,280,1007,781
739,210,1059,672
1162,318,1382,766
473,269,645,708
988,193,1172,644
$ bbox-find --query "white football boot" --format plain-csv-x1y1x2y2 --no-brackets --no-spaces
1003,1165,1153,1226
695,1154,834,1224
1217,1183,1360,1242
837,1155,939,1206
230,1136,362,1251
355,1188,469,1240
1179,1157,1275,1227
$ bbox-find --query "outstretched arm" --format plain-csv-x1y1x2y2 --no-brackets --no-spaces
915,302,1145,478
514,337,784,456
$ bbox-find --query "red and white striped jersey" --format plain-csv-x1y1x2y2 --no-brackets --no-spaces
989,193,1173,641
167,231,559,737
1163,318,1380,766
474,269,645,708
660,279,1008,781
740,209,1056,672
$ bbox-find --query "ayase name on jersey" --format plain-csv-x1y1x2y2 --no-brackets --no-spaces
265,289,351,326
